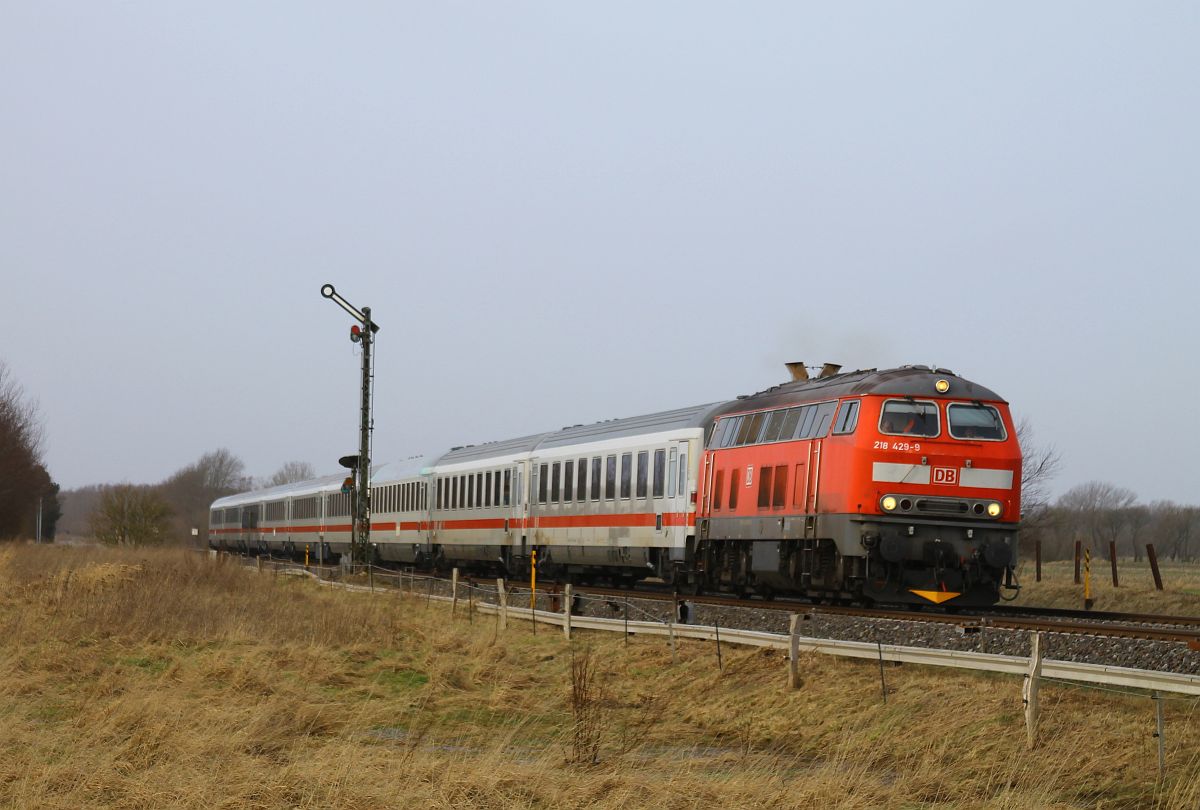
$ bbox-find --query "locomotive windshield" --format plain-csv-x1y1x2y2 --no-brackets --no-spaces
878,400,939,437
947,403,1007,441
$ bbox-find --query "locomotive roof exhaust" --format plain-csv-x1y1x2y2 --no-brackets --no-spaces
785,362,842,382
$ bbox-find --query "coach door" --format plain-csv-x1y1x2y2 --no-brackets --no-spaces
667,440,691,549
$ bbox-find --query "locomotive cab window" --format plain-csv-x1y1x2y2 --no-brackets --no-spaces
879,400,940,438
948,403,1007,441
833,400,860,434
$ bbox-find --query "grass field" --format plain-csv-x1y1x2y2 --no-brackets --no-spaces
1014,557,1200,614
0,545,1198,809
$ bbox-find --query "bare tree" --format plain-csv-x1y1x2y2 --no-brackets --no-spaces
89,485,172,546
267,461,316,487
1057,481,1138,555
0,360,53,539
1015,417,1061,514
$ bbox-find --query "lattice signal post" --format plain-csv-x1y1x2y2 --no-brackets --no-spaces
320,283,380,564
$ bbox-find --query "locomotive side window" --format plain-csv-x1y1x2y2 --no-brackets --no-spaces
757,467,773,508
761,409,791,443
718,417,741,447
833,400,860,434
772,465,788,508
780,407,802,439
735,412,766,446
810,401,838,438
948,403,1007,441
879,400,940,437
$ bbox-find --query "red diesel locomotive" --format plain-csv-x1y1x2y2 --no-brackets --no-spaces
694,364,1021,606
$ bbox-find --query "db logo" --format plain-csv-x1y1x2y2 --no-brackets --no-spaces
933,467,958,485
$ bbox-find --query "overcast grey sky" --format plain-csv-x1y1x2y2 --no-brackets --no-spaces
2,3,1197,504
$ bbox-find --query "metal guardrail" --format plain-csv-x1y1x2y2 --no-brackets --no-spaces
249,556,1200,696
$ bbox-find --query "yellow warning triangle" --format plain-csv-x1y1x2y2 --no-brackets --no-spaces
909,589,961,604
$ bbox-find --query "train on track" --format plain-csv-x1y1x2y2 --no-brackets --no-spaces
210,364,1022,607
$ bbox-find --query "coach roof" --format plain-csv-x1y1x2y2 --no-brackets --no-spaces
436,401,726,465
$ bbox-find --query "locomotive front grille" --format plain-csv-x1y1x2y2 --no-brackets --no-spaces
915,498,969,514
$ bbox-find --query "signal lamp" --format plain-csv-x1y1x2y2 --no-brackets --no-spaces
350,324,362,343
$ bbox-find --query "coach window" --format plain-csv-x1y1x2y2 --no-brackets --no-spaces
668,448,678,497
605,456,616,500
652,449,666,498
503,470,511,506
833,400,861,435
537,464,548,504
636,451,648,498
948,403,1006,441
493,470,501,506
576,458,587,502
713,470,725,510
436,479,442,510
728,468,740,509
551,463,561,503
476,474,484,508
593,457,603,501
563,460,574,501
678,451,687,497
466,475,473,509
483,472,491,507
620,453,633,499
879,400,940,438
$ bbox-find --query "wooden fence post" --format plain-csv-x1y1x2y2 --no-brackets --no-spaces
1147,544,1164,591
788,613,802,689
1074,541,1082,585
1109,542,1119,588
563,583,572,641
1035,540,1042,582
497,578,508,631
1023,631,1044,750
451,568,459,616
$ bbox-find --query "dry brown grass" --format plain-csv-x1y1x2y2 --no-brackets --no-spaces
0,545,1198,808
1015,558,1200,614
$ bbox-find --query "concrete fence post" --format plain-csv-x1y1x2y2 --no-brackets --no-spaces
563,583,572,640
788,613,802,689
1023,631,1044,750
497,578,508,631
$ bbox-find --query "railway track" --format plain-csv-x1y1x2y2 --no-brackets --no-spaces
498,580,1200,648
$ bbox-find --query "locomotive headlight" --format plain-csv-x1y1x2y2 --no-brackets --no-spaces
881,496,898,512
986,502,1002,518
935,379,951,394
